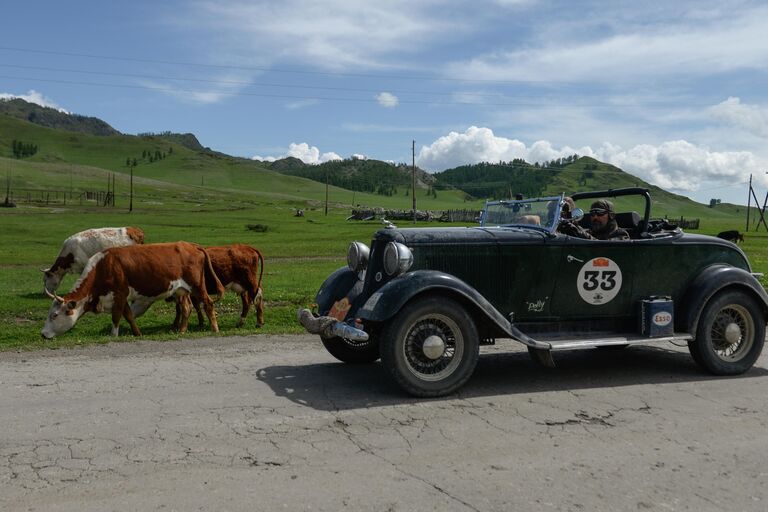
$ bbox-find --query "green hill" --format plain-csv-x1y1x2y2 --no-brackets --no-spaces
0,113,475,211
0,98,119,136
0,100,752,223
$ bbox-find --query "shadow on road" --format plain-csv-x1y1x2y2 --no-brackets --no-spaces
256,344,768,411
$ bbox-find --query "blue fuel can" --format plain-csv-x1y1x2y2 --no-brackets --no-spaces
640,297,674,337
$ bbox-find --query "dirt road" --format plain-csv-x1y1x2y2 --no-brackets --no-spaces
1,335,767,511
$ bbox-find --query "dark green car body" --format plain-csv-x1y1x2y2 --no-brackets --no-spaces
306,188,768,397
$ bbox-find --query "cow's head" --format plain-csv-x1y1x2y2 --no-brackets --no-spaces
41,268,63,294
41,290,83,339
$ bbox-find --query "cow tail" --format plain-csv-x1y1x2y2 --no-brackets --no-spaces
202,248,226,299
255,249,264,291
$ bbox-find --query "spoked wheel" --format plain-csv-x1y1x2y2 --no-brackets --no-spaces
688,290,765,375
380,296,479,397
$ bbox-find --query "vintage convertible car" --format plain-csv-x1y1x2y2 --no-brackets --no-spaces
299,187,767,397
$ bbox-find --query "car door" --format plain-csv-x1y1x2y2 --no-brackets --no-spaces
549,236,638,320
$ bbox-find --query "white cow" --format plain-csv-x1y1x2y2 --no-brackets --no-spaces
42,227,145,293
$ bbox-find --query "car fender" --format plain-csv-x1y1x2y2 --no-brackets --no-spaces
315,266,360,314
679,264,768,334
356,270,512,334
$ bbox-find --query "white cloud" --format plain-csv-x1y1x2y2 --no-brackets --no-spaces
0,90,68,113
376,92,399,108
594,141,764,193
416,126,767,195
184,1,455,70
251,142,342,164
710,97,768,139
417,126,557,170
285,99,319,110
444,6,768,81
137,73,248,105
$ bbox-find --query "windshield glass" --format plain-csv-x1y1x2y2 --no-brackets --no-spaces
480,195,563,232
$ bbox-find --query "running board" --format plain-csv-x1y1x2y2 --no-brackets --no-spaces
539,333,693,351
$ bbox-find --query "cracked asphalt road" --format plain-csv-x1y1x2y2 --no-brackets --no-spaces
1,335,767,511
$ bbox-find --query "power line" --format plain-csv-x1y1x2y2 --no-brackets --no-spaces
0,74,703,109
0,45,575,85
0,63,541,100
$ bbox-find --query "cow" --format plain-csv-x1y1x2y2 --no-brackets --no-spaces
716,230,745,244
41,242,224,339
173,244,265,329
43,227,145,293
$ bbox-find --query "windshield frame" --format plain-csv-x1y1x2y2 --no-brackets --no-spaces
480,195,564,233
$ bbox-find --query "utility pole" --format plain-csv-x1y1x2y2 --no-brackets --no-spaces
325,169,329,216
412,140,416,224
746,174,752,232
129,163,134,212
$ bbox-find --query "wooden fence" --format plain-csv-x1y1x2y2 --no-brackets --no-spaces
349,208,481,223
3,189,117,207
672,217,700,229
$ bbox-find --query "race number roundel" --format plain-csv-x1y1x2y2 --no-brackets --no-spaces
577,257,623,305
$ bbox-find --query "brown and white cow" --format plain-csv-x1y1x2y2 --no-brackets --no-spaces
41,242,224,339
43,227,145,293
174,244,265,329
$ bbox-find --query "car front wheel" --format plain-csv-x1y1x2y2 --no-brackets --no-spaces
688,290,766,375
380,296,479,397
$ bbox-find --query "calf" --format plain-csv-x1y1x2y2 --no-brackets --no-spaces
43,227,145,293
716,230,744,244
174,244,265,329
41,242,224,339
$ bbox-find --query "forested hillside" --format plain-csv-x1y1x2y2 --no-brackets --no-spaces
270,157,436,197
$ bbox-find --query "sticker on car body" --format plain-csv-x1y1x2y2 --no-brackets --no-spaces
577,257,622,305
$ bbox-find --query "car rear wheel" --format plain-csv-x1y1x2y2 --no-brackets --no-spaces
380,296,479,397
321,335,380,364
688,290,765,375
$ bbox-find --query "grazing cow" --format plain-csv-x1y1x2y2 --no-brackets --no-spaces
43,227,145,293
716,230,745,244
41,242,224,339
174,244,265,329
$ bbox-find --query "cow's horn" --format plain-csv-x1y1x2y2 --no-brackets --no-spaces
44,288,64,302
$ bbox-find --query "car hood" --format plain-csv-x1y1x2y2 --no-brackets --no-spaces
374,227,547,245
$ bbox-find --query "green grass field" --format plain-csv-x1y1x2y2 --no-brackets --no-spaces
2,113,767,352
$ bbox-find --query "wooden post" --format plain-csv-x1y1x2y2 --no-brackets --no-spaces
129,164,134,212
412,140,416,224
746,174,752,232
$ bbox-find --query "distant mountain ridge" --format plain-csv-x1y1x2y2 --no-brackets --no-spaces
136,131,205,151
0,99,204,152
0,98,120,136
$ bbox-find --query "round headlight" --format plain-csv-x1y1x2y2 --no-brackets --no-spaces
383,242,413,276
347,241,370,272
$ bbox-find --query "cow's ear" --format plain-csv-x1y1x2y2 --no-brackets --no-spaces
66,300,77,310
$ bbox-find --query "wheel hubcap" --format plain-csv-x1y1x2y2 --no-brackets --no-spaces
724,322,742,345
402,314,464,381
422,335,446,359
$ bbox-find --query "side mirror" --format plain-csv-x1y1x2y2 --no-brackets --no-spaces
570,207,585,221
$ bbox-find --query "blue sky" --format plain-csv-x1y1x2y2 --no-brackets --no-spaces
2,0,768,205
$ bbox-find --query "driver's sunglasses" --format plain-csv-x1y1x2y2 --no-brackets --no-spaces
590,209,609,216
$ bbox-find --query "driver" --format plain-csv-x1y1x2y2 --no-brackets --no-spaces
558,199,629,240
